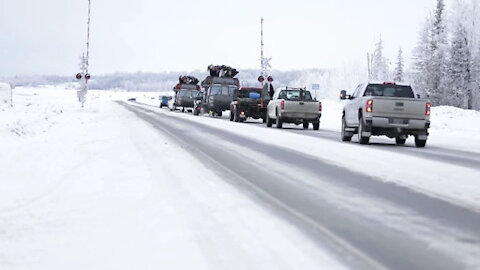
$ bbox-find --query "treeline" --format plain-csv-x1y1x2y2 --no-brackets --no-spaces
370,0,480,109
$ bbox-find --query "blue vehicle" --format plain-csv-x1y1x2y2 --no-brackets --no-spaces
159,95,172,108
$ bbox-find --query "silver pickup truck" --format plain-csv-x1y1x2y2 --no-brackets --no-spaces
340,82,431,147
266,88,322,130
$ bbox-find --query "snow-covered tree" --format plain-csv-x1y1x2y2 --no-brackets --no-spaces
429,0,449,105
448,23,472,108
370,36,390,81
394,48,404,82
412,17,433,99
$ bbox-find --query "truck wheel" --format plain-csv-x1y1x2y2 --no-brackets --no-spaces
217,111,223,117
415,136,427,148
303,121,309,129
395,137,406,145
262,117,266,123
313,122,320,130
160,104,163,108
358,116,370,145
234,107,240,122
341,116,352,141
266,113,273,127
182,107,185,112
276,113,283,129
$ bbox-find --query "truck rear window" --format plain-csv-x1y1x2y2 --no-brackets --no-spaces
279,90,313,101
364,84,414,98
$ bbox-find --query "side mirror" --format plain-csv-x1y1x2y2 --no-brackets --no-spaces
339,90,347,100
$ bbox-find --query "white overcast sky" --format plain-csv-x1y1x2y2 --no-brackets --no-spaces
0,0,452,76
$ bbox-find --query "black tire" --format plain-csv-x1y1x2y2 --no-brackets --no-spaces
160,104,163,108
313,122,320,131
262,117,266,123
358,116,370,145
415,136,427,148
181,107,185,112
303,121,309,129
217,111,223,117
229,107,234,121
234,107,239,122
266,113,273,127
276,112,283,129
395,137,406,145
341,116,352,141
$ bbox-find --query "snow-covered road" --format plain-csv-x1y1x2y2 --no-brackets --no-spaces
123,101,480,270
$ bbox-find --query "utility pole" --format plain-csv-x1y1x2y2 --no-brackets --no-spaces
76,0,92,107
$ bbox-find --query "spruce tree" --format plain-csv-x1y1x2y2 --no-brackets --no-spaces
394,48,404,82
448,24,471,108
371,37,389,81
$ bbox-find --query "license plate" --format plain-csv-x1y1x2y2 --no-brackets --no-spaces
391,119,407,124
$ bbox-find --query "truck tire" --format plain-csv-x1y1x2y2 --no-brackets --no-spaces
341,116,352,141
358,116,370,145
303,121,309,129
217,111,223,117
266,113,273,127
234,107,240,122
415,136,427,148
313,122,320,130
276,112,283,129
262,117,266,123
160,104,163,108
395,137,406,145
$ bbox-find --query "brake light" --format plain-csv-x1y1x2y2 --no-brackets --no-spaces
280,100,285,110
426,102,431,116
366,99,373,113
319,102,322,111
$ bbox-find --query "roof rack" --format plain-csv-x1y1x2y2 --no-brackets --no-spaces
178,76,199,85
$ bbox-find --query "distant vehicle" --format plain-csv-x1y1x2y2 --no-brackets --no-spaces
340,82,431,147
229,76,274,123
172,76,200,112
159,95,172,108
127,97,136,102
196,65,239,117
266,87,321,130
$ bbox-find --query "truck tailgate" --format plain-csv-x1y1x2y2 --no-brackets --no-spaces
371,97,427,119
284,100,318,113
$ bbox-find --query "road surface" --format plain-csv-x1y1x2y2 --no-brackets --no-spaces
121,102,480,270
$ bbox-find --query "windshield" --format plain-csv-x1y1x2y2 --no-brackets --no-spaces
278,90,313,101
210,86,236,96
238,88,262,98
364,84,415,98
179,90,199,97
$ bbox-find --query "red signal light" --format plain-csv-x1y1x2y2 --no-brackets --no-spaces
258,76,265,82
76,73,82,80
267,76,273,82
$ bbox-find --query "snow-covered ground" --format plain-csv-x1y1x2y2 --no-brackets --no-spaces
0,87,346,270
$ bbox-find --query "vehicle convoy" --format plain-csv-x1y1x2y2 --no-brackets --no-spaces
340,82,431,147
171,76,200,112
194,65,240,117
266,87,322,130
229,76,274,123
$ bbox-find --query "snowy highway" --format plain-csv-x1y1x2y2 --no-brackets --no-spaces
123,100,480,270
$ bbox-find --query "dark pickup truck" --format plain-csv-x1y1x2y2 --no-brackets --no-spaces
230,86,269,122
